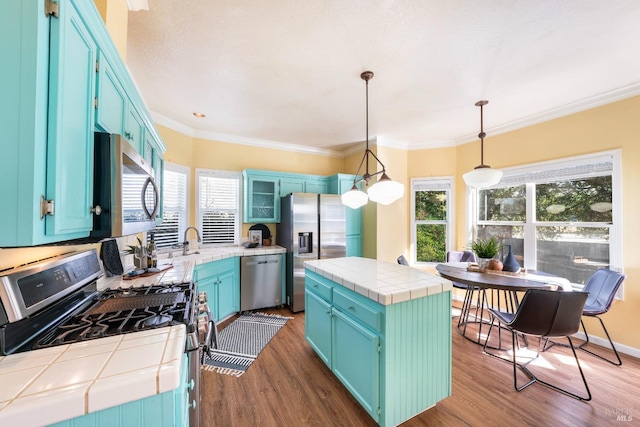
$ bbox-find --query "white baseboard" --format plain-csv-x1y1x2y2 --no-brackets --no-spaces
450,294,640,360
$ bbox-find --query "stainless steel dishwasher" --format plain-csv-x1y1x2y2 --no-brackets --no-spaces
240,254,283,311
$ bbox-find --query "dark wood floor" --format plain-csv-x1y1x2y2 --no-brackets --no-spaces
201,306,640,426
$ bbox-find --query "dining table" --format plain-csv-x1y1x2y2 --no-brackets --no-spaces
436,263,572,346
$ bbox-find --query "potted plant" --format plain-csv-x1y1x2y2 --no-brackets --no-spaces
468,237,502,269
124,237,150,269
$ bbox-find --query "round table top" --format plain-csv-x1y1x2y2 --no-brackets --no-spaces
435,263,566,292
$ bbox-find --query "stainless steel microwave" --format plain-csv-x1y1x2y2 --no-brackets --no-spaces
89,133,159,240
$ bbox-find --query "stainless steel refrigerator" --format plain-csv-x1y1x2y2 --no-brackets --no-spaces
276,193,346,312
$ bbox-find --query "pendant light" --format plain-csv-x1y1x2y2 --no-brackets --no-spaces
462,100,503,188
341,71,405,209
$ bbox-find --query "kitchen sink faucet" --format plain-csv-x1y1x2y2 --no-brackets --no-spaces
183,227,202,255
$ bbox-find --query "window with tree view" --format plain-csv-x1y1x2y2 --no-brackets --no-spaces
474,152,619,287
413,178,452,263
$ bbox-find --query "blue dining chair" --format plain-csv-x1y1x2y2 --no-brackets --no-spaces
578,268,626,365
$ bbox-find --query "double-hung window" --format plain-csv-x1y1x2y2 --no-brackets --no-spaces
471,150,621,288
153,163,188,249
412,177,453,264
196,169,241,245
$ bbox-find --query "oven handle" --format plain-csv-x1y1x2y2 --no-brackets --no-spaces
199,308,218,362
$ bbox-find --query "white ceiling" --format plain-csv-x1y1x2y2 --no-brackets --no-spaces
126,0,640,156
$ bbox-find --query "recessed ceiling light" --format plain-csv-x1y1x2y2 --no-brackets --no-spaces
193,112,205,118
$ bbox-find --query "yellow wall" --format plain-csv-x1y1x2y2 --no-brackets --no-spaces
94,0,129,60
156,125,346,241
374,145,409,263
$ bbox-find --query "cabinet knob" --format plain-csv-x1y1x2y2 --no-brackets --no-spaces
188,400,197,410
188,379,195,391
90,205,102,215
348,305,354,310
313,284,318,288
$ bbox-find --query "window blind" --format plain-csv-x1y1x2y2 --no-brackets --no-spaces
492,154,613,188
153,168,187,248
197,170,240,245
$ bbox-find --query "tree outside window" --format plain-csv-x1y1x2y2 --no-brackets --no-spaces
413,178,452,263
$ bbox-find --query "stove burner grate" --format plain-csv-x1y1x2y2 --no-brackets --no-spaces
86,292,185,315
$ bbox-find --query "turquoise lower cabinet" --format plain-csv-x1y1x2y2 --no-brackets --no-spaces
332,308,380,417
194,258,240,322
305,269,451,427
49,355,190,427
305,291,332,365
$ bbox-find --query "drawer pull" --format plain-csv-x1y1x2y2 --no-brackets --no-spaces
313,284,318,288
348,305,354,310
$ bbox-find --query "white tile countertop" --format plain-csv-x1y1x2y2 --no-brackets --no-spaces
0,325,186,427
304,257,453,305
0,244,286,427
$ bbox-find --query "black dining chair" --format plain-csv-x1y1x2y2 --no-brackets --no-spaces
484,288,591,401
578,268,626,366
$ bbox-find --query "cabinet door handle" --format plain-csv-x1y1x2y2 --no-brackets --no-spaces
313,284,318,289
348,305,354,310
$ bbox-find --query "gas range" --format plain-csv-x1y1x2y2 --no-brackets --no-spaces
32,281,196,351
0,250,201,355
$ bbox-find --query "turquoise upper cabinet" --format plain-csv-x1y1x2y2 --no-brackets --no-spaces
0,0,97,246
0,0,165,247
46,0,97,237
305,178,329,195
243,171,280,223
279,177,304,197
125,104,145,153
243,169,331,223
243,176,280,223
95,51,126,135
279,176,328,197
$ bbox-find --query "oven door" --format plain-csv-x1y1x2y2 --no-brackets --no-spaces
187,291,217,427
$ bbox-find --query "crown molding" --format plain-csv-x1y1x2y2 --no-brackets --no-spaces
454,82,640,145
150,112,344,158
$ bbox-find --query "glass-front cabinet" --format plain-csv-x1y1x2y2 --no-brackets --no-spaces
243,173,280,223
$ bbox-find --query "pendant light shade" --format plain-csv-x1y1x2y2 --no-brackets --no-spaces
463,100,503,189
462,166,503,189
341,184,369,209
341,71,404,208
367,173,405,205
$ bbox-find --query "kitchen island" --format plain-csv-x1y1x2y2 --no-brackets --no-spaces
304,257,453,427
0,245,285,427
